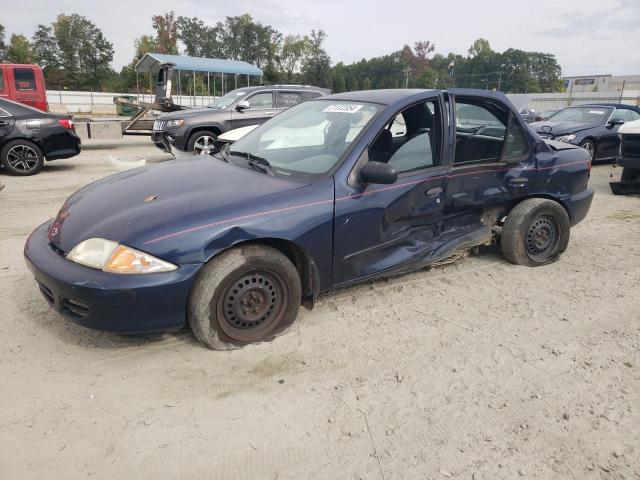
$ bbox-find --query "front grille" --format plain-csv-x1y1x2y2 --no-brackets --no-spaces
621,134,640,158
38,283,54,306
61,297,90,321
153,120,166,131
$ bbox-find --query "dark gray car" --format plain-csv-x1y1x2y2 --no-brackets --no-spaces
151,85,331,153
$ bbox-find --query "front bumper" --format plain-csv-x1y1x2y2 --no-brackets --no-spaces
565,187,594,226
24,221,202,334
151,128,188,152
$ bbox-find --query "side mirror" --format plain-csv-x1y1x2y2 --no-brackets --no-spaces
359,161,398,185
609,118,625,126
235,100,250,111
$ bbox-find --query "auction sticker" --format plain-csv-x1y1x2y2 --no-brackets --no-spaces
589,110,605,114
323,104,363,114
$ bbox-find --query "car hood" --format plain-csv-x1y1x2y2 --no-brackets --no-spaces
158,107,226,120
48,158,310,255
529,120,598,136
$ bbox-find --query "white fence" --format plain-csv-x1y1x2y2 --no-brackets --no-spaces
506,90,640,112
48,89,640,115
46,90,217,114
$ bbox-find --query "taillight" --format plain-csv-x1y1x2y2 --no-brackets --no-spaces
58,118,75,131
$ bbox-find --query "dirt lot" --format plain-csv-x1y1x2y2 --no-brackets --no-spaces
0,138,638,480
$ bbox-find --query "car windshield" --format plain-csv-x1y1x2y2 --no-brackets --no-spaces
548,107,611,123
208,89,247,109
228,100,382,177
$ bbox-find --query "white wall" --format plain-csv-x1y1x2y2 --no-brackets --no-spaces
46,90,217,113
507,90,640,112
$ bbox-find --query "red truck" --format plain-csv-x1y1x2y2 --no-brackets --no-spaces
0,64,48,112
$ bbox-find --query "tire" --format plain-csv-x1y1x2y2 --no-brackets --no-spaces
621,167,640,182
501,198,571,267
186,130,218,154
579,139,596,162
188,245,302,350
1,140,44,176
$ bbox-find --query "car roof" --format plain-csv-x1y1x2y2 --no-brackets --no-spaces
581,103,640,111
324,89,431,105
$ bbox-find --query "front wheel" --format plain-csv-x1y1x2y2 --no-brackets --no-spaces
187,130,218,155
501,198,571,267
579,139,596,161
188,245,302,350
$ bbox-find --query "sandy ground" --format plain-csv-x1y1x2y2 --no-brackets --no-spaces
0,138,638,480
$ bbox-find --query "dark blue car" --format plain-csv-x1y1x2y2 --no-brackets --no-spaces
24,89,594,349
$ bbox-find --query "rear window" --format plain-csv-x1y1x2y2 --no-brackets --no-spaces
14,68,37,91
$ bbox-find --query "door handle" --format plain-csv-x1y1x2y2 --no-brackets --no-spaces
508,177,529,187
0,121,8,126
425,186,443,196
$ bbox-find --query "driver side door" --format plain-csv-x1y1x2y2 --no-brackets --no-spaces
230,91,276,129
332,96,449,285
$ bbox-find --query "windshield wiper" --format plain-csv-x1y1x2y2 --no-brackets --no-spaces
214,143,231,162
230,150,273,174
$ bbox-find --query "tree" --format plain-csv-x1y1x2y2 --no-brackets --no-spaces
302,30,331,88
278,35,310,81
7,34,32,63
177,16,222,57
152,11,179,54
0,24,7,62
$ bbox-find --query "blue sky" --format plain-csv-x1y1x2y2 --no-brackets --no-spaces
3,0,639,76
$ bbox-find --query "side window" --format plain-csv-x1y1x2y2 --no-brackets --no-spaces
246,92,274,109
612,109,640,122
502,114,529,159
303,91,323,100
276,91,303,108
368,100,441,174
627,111,640,122
0,70,4,91
14,68,36,91
454,100,508,164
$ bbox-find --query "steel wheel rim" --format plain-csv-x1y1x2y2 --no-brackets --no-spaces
7,145,39,172
581,141,594,160
525,215,558,261
193,135,216,155
215,268,288,342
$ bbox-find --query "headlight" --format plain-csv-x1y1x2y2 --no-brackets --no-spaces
555,134,577,143
165,119,184,129
67,238,177,274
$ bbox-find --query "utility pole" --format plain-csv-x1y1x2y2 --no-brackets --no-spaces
403,67,410,89
619,79,626,103
434,73,439,89
497,71,502,91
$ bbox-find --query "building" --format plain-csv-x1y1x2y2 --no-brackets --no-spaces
563,74,640,93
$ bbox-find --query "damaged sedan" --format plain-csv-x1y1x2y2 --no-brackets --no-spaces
25,89,594,349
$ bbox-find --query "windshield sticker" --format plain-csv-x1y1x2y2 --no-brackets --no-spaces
589,110,605,114
323,104,364,114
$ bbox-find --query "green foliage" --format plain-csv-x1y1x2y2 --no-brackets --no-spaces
7,34,32,63
302,30,331,88
0,24,7,62
152,12,179,55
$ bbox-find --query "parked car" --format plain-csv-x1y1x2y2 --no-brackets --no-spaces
25,88,593,349
0,98,81,175
610,118,640,194
529,103,640,161
0,64,48,112
151,84,331,154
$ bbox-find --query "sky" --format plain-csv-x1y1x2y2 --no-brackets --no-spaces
2,0,639,77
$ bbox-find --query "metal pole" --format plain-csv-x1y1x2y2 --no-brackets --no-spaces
192,71,195,108
247,74,249,87
207,72,210,103
213,74,216,99
235,74,237,90
136,73,139,101
619,80,626,103
497,72,502,91
178,69,182,106
222,73,225,95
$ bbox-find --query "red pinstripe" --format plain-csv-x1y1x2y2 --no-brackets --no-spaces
143,159,590,245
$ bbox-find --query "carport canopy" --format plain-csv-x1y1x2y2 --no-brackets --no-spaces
135,53,263,77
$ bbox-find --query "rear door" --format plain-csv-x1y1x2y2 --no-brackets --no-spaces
0,104,16,141
230,91,276,129
445,94,534,223
332,95,450,285
0,67,8,101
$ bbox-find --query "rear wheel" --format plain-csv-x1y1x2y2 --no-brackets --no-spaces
1,140,44,175
187,130,218,155
501,198,570,266
621,167,640,182
188,245,302,350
